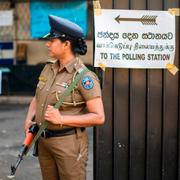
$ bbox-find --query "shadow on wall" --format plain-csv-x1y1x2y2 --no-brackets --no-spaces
1,64,45,95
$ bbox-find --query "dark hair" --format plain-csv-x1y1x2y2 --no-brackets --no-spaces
59,36,87,55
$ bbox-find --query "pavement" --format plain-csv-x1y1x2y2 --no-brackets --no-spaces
0,96,93,180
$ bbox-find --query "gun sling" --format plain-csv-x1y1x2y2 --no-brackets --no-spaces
29,67,89,152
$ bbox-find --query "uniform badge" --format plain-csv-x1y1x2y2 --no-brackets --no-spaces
82,76,94,90
39,76,47,82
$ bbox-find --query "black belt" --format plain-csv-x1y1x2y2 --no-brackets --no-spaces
41,128,75,138
41,127,85,138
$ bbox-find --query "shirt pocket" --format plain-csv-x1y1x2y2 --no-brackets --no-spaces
50,84,72,106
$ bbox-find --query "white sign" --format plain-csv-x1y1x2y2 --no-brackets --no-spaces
94,10,175,69
0,10,13,26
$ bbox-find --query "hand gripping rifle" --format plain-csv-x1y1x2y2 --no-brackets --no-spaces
8,67,89,178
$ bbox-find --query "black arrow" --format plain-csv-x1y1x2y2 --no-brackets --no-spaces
115,15,158,25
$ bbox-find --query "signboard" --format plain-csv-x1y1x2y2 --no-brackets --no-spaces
94,10,175,69
30,1,87,38
0,10,13,26
0,42,14,65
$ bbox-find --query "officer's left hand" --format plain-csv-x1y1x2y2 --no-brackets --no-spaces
44,105,63,125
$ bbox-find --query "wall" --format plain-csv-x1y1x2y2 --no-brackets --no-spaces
94,0,180,180
0,1,93,66
25,40,93,65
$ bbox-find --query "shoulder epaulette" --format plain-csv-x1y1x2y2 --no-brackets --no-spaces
77,65,87,74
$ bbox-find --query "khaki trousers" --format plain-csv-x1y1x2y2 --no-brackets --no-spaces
38,131,88,180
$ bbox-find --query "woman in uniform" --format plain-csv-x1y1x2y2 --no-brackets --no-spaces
24,15,105,180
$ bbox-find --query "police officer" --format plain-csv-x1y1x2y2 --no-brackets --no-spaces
24,15,105,180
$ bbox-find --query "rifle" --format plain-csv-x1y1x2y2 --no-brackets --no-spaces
8,124,39,178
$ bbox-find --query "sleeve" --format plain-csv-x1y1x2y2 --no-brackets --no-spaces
78,70,102,101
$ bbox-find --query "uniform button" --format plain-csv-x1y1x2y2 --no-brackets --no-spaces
46,89,49,91
58,90,61,93
41,104,44,107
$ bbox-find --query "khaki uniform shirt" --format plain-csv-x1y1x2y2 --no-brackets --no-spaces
35,58,101,130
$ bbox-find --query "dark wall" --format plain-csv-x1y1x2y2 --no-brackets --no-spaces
0,64,102,95
94,0,180,180
1,64,45,95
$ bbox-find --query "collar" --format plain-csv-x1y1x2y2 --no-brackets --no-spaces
50,58,83,74
51,60,60,75
63,58,78,73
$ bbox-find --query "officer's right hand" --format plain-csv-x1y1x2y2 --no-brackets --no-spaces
24,120,36,136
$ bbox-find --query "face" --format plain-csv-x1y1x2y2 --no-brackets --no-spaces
45,38,67,59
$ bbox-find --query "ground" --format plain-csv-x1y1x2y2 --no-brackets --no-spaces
0,103,93,180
